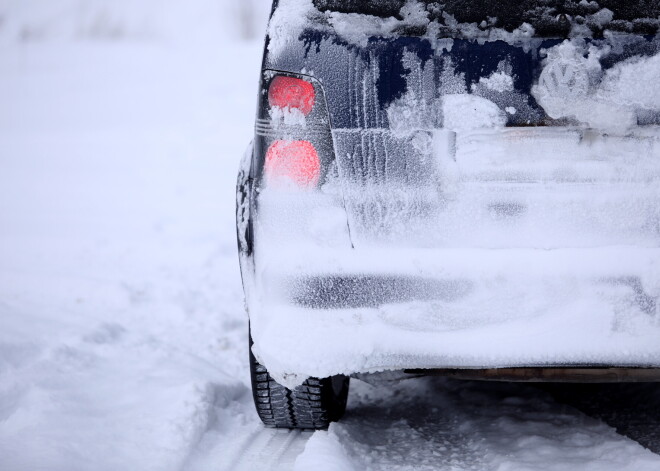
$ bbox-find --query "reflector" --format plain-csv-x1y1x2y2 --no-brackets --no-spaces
265,140,321,188
268,76,315,115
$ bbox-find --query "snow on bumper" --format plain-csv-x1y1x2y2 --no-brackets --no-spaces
249,246,660,386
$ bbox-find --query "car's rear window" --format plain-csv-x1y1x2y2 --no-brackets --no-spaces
313,0,660,36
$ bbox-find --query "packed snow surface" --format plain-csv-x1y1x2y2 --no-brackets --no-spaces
294,378,660,471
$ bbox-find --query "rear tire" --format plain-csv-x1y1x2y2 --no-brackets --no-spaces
249,335,349,429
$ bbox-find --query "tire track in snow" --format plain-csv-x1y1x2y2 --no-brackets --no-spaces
187,377,660,470
219,427,312,471
316,377,487,471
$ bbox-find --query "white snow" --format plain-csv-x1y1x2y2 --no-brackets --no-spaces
253,125,660,386
478,70,515,93
267,0,314,58
442,94,507,130
533,39,660,131
587,8,615,29
326,1,429,48
268,0,540,54
385,58,508,135
269,106,308,129
0,1,269,470
294,378,660,471
326,12,399,49
251,244,660,385
599,52,660,111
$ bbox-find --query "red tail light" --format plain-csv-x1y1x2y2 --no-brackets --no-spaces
268,76,315,115
264,140,320,188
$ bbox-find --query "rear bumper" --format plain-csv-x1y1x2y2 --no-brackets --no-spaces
406,367,660,383
248,246,660,387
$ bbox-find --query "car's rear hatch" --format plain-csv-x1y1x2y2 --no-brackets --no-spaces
264,0,660,248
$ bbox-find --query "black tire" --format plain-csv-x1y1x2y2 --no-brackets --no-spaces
249,335,350,429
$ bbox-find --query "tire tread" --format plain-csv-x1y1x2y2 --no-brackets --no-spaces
249,340,349,429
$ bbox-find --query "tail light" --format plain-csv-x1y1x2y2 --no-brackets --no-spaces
268,76,315,115
264,140,320,188
253,72,351,250
256,72,334,191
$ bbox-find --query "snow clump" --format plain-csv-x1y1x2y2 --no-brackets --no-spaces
532,40,660,130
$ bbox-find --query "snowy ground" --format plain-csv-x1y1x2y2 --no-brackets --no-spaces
1,2,660,470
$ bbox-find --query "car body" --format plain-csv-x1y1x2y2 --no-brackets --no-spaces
237,0,660,428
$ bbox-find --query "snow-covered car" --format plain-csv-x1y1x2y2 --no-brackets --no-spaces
237,0,660,429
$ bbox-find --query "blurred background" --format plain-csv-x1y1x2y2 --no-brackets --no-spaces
0,2,277,470
0,0,270,41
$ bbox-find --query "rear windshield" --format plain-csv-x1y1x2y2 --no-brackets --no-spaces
313,0,660,37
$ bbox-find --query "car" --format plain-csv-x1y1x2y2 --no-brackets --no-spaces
236,0,660,429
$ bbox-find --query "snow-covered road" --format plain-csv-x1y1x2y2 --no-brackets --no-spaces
295,378,660,471
185,376,660,471
1,2,659,470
